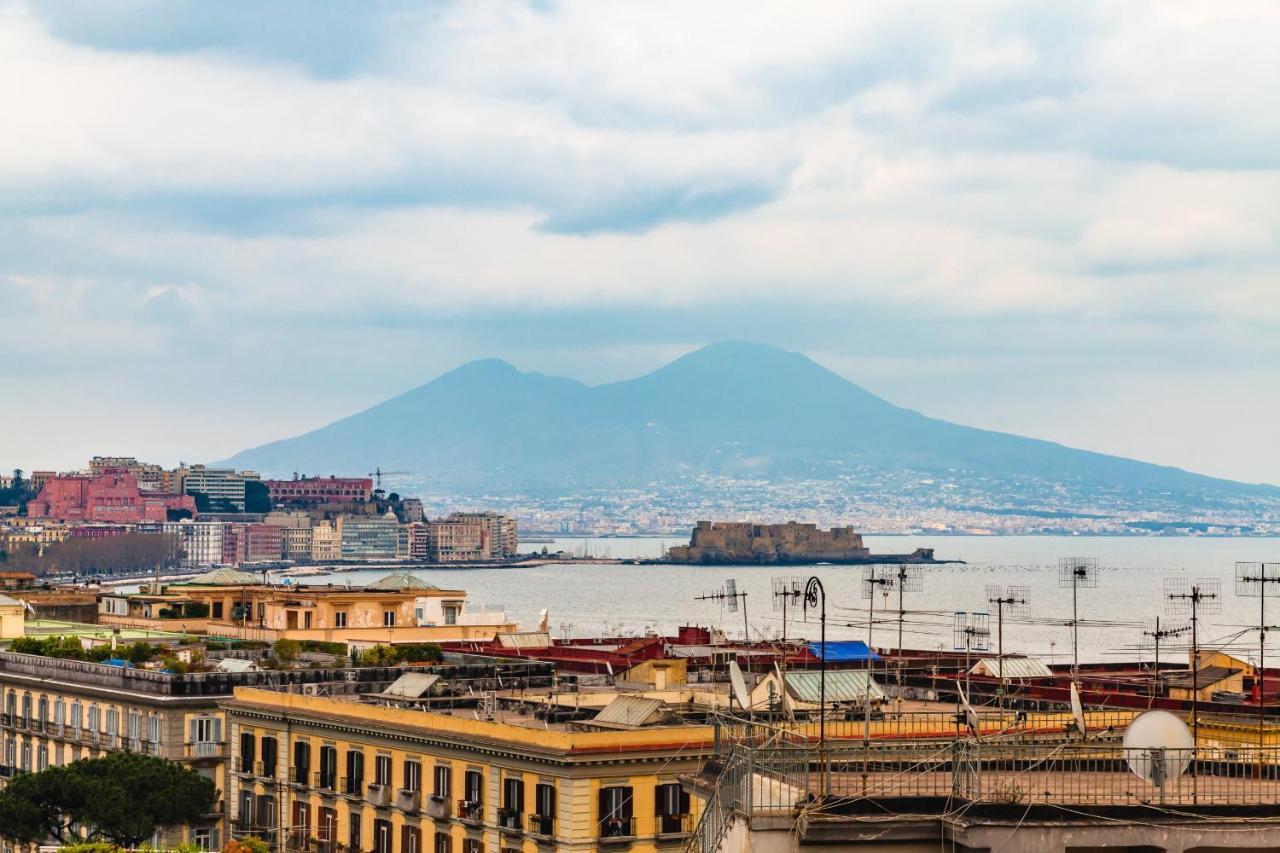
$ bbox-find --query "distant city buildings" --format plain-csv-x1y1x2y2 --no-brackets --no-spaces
25,470,196,523
263,475,373,506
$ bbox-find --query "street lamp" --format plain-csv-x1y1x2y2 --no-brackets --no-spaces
803,576,827,795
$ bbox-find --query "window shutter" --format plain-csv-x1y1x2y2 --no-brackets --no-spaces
212,717,223,743
189,717,197,743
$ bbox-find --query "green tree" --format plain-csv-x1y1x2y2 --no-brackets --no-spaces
273,638,301,663
0,753,216,848
357,644,399,666
244,480,271,514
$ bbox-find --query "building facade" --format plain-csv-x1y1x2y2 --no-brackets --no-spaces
340,515,400,561
223,688,709,853
264,477,374,507
26,472,196,524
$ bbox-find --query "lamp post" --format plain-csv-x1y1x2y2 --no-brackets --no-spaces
803,576,827,796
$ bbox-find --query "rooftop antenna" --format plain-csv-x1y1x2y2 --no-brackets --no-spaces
772,576,802,681
953,611,990,736
860,565,895,789
985,585,1030,724
890,565,924,687
695,578,749,641
1141,617,1190,700
1165,576,1221,803
1058,557,1099,683
1235,561,1280,775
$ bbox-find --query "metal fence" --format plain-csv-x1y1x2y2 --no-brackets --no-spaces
685,738,1280,853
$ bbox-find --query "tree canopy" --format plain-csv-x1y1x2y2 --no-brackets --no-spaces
0,752,217,848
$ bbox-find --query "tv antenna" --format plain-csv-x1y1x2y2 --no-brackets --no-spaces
1059,557,1099,682
696,578,749,640
1165,576,1220,801
985,585,1030,720
886,565,924,686
1141,617,1191,699
860,566,896,755
1235,562,1280,770
953,611,990,728
771,576,802,645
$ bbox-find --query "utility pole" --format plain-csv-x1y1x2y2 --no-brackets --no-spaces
986,585,1029,724
1142,617,1189,701
1166,577,1221,804
1235,562,1280,776
1059,558,1099,684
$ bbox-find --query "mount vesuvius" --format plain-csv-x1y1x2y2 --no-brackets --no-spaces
218,342,1278,507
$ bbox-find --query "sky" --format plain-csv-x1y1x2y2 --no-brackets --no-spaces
2,1,1278,485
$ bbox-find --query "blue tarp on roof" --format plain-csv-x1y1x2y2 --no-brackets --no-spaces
807,640,881,662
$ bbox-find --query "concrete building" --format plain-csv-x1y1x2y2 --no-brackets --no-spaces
26,471,196,524
340,514,400,561
223,684,709,853
426,517,487,562
89,456,166,488
447,512,518,558
179,465,256,513
164,520,226,567
0,651,404,850
311,521,341,562
263,476,373,506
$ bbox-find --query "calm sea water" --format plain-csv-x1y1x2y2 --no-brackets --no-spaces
304,535,1280,667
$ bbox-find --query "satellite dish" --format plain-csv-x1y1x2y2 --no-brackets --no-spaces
1069,681,1086,737
728,659,751,711
955,681,979,736
1123,710,1193,785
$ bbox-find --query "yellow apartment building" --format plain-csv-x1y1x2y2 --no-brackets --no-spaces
223,688,713,853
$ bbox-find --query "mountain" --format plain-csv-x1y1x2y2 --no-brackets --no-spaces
218,342,1279,505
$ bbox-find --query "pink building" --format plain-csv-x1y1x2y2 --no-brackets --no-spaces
27,472,196,523
264,476,373,505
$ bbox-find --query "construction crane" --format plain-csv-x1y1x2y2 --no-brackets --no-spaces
368,467,408,490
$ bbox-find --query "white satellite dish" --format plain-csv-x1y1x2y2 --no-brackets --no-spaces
728,659,751,711
1123,709,1194,784
1069,681,1086,737
955,681,979,736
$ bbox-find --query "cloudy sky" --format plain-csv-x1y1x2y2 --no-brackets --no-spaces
3,1,1278,484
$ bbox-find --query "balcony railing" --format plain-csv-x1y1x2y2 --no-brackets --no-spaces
598,817,635,842
185,740,226,760
656,813,693,837
315,771,338,792
341,775,364,798
529,815,554,837
457,799,483,824
497,809,522,834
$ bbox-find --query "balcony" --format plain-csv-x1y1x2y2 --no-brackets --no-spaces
256,760,275,779
0,713,10,727
656,814,693,839
497,809,523,835
425,795,451,820
341,775,364,799
598,817,635,844
367,783,392,807
185,741,226,761
529,815,554,838
315,771,338,795
396,788,421,813
457,799,484,825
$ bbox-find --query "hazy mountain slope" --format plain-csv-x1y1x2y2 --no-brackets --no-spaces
219,342,1278,500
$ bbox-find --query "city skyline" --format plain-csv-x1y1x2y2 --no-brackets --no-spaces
3,3,1279,483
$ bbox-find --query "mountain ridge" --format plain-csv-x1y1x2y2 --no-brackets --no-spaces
218,342,1279,502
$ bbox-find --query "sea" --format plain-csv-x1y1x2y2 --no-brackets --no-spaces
297,535,1280,667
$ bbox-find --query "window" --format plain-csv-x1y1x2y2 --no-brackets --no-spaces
319,745,338,789
334,611,348,628
54,698,65,730
435,832,453,853
318,806,337,843
294,740,311,785
238,791,255,831
37,696,48,726
20,740,31,772
533,783,556,836
501,777,524,830
401,826,420,853
598,786,634,838
656,783,691,834
88,704,100,734
212,602,223,619
404,759,421,792
348,814,362,853
192,828,212,851
346,749,365,794
433,764,452,799
240,732,256,773
36,744,48,772
373,819,393,853
20,694,30,726
462,840,481,853
292,800,311,839
374,753,392,786
262,736,278,778
257,794,277,829
461,769,483,821
71,701,82,735
148,715,162,749
383,610,396,627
